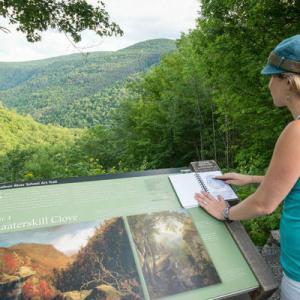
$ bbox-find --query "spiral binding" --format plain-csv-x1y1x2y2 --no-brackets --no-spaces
194,172,208,192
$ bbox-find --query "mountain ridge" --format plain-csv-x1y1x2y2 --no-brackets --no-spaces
0,38,175,65
0,38,176,127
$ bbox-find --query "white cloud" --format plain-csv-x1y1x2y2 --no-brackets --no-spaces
53,227,96,254
0,0,199,62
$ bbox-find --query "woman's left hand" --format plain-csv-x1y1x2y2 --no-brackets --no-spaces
194,192,227,221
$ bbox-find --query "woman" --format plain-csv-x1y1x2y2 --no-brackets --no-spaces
194,35,300,300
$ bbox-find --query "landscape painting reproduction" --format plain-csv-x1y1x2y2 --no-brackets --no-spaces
0,218,144,300
127,210,221,300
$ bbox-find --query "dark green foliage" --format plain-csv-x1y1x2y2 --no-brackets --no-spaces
2,144,106,182
191,0,300,170
242,209,282,246
107,37,223,170
77,125,119,170
0,0,123,42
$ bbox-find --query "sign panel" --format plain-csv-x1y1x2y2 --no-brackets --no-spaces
0,172,258,299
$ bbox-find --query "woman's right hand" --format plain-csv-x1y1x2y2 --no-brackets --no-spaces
214,172,252,186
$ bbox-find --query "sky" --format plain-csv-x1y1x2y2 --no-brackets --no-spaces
0,220,100,254
0,0,200,62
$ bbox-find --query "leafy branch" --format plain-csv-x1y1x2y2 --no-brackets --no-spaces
0,0,123,42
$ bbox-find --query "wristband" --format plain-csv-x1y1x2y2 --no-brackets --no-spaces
223,202,231,221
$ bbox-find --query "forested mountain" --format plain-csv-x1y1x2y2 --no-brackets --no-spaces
0,39,176,128
0,105,98,183
0,105,79,157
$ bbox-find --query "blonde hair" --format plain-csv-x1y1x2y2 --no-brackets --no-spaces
282,72,300,95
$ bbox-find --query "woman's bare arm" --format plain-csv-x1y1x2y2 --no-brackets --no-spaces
195,121,300,221
252,175,264,184
229,121,300,220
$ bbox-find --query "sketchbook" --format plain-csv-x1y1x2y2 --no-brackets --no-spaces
169,170,239,209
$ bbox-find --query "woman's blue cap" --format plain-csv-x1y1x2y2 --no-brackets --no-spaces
261,35,300,75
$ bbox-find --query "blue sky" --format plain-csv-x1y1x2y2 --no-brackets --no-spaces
0,0,199,62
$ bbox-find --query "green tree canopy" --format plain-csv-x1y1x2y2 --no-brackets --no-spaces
0,0,123,42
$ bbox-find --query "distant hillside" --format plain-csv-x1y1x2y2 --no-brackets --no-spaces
0,39,176,128
0,243,73,299
0,105,79,156
11,243,73,275
0,243,73,278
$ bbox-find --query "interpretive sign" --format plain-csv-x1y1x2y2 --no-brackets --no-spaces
0,168,259,300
